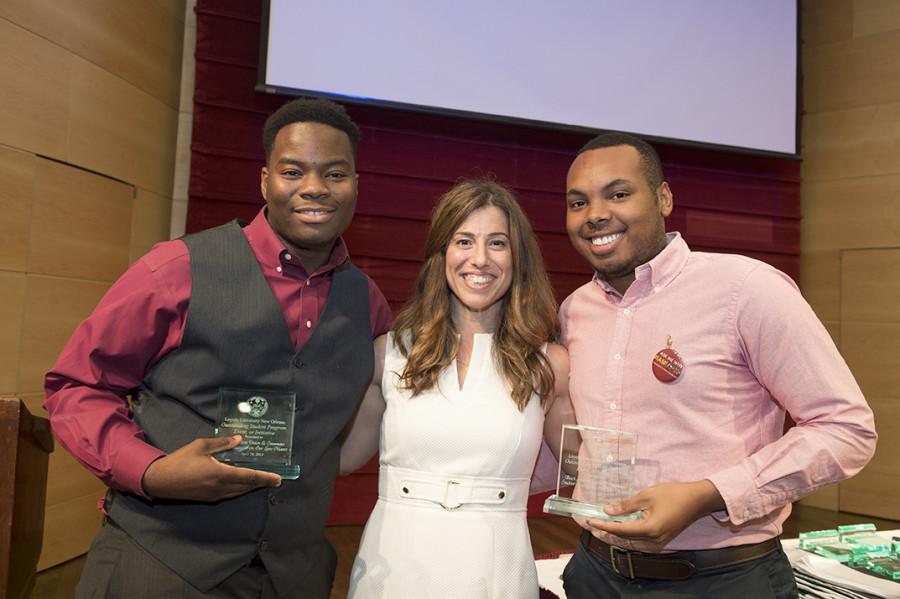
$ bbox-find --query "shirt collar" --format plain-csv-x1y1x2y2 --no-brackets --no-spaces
244,207,349,277
592,232,690,299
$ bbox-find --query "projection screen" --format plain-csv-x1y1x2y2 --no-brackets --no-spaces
259,0,798,156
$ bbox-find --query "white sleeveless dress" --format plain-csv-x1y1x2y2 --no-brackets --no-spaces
347,332,545,599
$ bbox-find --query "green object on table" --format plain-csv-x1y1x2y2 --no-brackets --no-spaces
812,543,856,562
837,523,876,541
845,533,891,553
799,529,839,550
855,554,900,581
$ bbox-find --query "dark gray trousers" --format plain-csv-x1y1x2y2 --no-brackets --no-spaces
75,521,329,599
562,542,799,599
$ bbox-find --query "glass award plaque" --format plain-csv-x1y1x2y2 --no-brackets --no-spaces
543,424,641,522
214,387,300,479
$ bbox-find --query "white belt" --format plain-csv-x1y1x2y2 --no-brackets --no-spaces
379,465,530,512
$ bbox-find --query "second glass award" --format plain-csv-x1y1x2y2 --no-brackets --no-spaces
543,424,641,522
214,387,300,479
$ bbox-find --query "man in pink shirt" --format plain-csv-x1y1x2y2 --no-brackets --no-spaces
559,132,876,597
44,98,391,598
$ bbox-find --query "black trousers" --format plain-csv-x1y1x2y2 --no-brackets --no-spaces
562,542,799,599
75,521,330,599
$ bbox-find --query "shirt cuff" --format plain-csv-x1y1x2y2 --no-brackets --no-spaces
705,463,762,526
110,437,167,498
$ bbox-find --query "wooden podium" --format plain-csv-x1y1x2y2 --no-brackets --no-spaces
1,396,54,599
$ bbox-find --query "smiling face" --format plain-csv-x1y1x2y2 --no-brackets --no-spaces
444,205,513,327
566,144,672,294
260,122,358,272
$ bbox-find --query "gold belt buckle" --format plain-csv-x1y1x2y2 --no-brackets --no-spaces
610,545,636,579
440,480,463,511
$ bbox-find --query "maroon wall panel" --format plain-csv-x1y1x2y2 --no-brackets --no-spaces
190,1,801,524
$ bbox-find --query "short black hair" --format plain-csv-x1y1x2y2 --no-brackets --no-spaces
578,132,664,190
262,98,361,162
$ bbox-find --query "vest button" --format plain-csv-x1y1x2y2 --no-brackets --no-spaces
260,540,268,551
292,356,303,368
269,495,280,506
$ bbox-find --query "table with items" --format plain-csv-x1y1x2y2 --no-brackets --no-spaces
535,524,900,599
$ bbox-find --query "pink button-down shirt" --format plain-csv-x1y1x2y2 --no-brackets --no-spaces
560,233,876,550
44,208,392,496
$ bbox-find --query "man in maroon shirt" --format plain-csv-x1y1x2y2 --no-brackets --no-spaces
45,98,391,598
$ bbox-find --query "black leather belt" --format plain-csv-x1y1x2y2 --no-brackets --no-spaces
580,530,780,581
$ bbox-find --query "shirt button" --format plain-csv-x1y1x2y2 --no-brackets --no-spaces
306,320,312,329
284,253,292,260
614,353,621,360
276,266,282,273
305,280,310,286
610,402,617,410
623,308,631,316
654,286,662,293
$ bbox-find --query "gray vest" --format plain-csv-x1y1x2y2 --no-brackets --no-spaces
106,221,374,597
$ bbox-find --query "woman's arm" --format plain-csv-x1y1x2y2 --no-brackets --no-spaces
339,334,388,475
543,343,577,461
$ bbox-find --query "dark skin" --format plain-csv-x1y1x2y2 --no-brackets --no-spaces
260,122,358,274
566,145,726,552
142,122,358,501
142,435,280,501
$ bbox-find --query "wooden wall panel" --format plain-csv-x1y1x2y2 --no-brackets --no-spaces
20,394,108,572
0,273,26,394
841,248,900,321
797,483,839,512
19,392,45,423
0,146,36,272
2,0,186,571
0,19,71,159
841,469,900,522
801,0,852,46
18,392,107,515
17,276,111,395
799,250,842,322
783,0,900,515
803,176,900,250
840,322,900,400
43,441,109,512
130,188,174,263
802,102,900,182
152,0,189,23
853,1,900,38
29,160,133,282
0,14,182,195
822,320,841,350
68,59,179,196
37,494,104,571
802,29,900,114
19,389,106,572
0,0,185,108
837,250,900,519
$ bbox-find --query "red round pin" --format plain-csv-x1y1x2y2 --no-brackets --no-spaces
652,336,683,383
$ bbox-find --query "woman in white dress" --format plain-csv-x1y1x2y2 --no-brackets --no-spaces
340,179,573,599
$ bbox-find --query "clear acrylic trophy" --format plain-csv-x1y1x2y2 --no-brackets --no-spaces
214,387,300,479
543,424,641,522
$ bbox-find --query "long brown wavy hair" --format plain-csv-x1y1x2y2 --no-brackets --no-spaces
392,179,559,410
